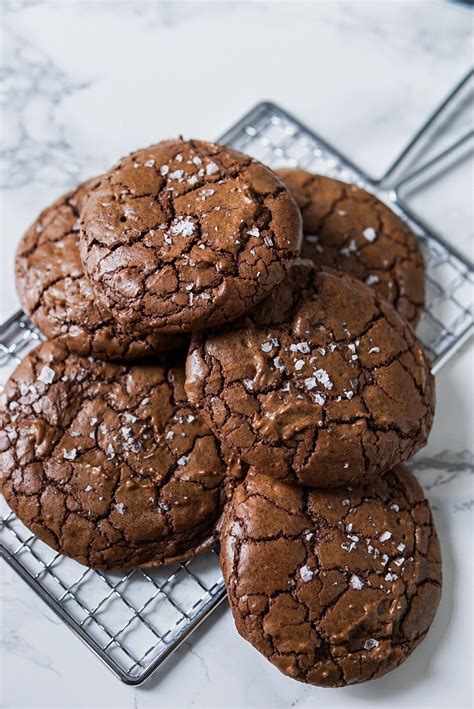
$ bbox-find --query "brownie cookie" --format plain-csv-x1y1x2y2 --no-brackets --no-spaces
221,465,442,687
79,139,302,335
276,169,425,328
186,261,435,488
0,341,245,570
15,181,185,359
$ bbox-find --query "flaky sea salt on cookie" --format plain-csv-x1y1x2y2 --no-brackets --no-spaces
277,169,425,328
186,261,435,488
15,180,185,359
79,139,302,335
0,341,245,570
220,465,442,687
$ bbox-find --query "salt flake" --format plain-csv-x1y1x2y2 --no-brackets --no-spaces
314,369,333,390
363,227,377,242
340,239,358,257
349,574,364,590
206,162,219,175
300,565,315,583
295,342,310,353
104,441,114,456
273,356,285,372
170,217,195,237
38,365,55,385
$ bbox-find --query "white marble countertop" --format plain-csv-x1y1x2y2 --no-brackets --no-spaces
1,1,473,708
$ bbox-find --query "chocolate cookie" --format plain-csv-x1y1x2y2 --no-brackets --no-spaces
79,139,302,335
276,169,425,328
15,181,185,359
0,341,245,570
221,465,442,687
186,261,435,487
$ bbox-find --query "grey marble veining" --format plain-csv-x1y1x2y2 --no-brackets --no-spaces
1,25,92,189
414,449,473,475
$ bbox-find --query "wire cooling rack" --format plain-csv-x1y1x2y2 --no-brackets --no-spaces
1,71,473,686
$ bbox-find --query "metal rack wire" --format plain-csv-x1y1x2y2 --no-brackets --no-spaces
1,71,473,685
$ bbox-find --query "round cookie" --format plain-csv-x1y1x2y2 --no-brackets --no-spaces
186,261,435,488
0,341,245,570
276,169,425,328
15,181,185,359
79,139,302,335
220,465,442,687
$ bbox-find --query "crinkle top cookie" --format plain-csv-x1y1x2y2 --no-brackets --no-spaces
0,341,244,570
186,261,435,487
277,169,425,328
79,139,302,334
220,465,442,687
15,180,185,359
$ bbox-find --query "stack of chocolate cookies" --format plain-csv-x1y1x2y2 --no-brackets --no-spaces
1,139,441,687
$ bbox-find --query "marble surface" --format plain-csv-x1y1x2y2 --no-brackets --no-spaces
1,1,473,708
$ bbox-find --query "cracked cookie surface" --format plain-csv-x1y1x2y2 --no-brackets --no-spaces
221,465,442,687
0,341,245,570
79,139,302,335
15,181,185,359
276,169,425,328
186,261,435,487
